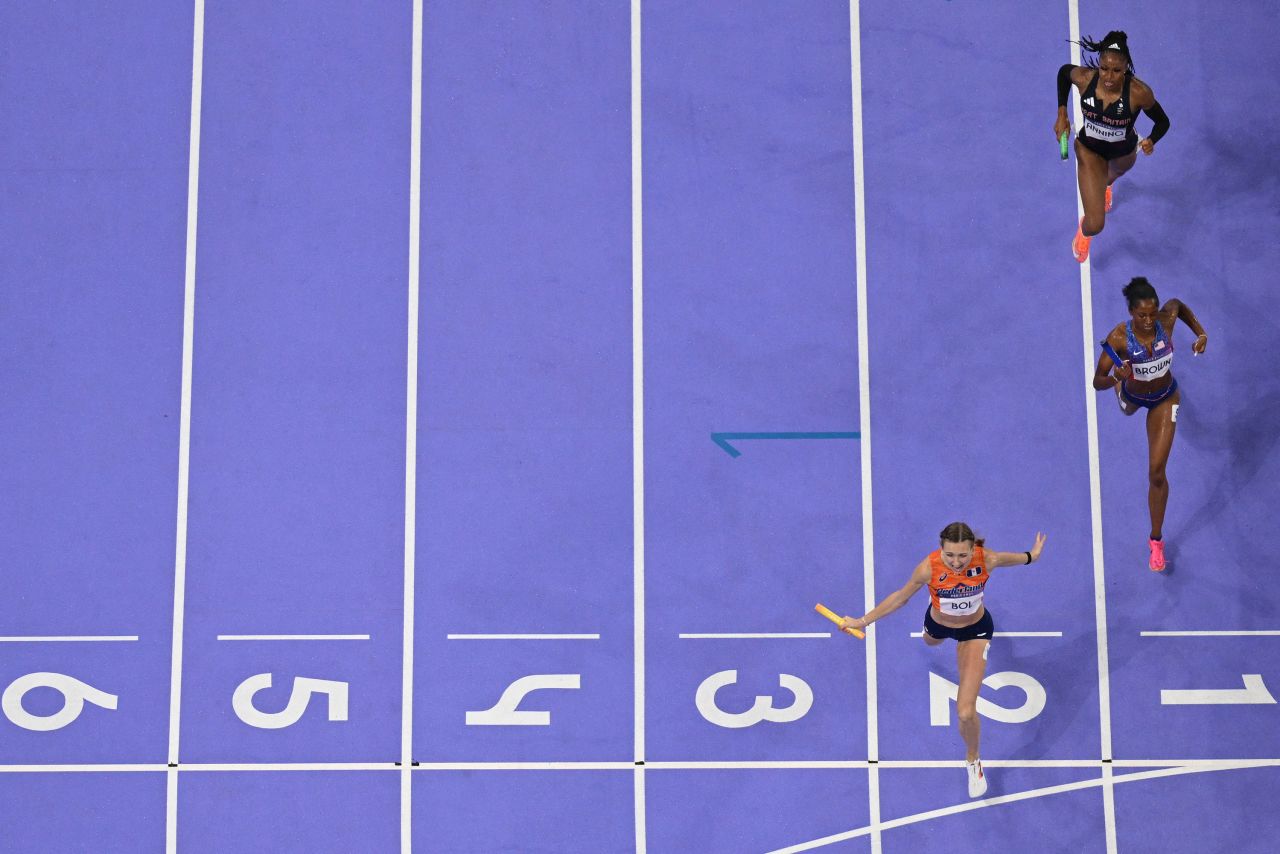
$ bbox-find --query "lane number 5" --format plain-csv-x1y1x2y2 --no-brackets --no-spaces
232,674,349,730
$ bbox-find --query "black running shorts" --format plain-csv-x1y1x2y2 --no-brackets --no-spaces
923,605,994,642
1077,129,1138,161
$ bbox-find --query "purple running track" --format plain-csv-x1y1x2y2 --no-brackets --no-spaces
1,0,1279,851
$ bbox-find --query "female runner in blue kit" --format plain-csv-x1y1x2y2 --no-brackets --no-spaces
1093,278,1208,571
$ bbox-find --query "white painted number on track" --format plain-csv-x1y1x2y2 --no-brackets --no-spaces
466,674,581,726
929,670,1047,726
231,674,349,729
1161,674,1277,706
2,672,118,732
695,669,814,729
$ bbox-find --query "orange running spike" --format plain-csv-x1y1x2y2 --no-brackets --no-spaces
1072,218,1091,263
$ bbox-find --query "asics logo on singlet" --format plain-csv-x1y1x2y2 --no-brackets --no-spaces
1084,96,1096,106
938,573,949,582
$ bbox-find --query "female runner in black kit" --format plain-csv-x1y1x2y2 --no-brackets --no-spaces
1053,31,1171,262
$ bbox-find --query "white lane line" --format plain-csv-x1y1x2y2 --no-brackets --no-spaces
646,760,1107,770
648,761,874,770
216,634,370,641
412,762,629,770
1141,630,1280,637
0,762,615,774
1111,759,1280,767
446,634,600,641
631,2,647,852
847,3,879,851
881,759,1099,768
0,763,394,773
679,633,830,639
1066,3,1116,850
0,764,170,773
909,632,1062,638
0,636,139,642
403,2,424,852
634,765,647,852
765,761,1274,853
168,2,205,852
2,758,1278,774
183,763,394,772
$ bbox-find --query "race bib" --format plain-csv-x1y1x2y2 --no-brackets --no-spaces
938,589,983,615
1084,118,1127,143
1130,352,1173,380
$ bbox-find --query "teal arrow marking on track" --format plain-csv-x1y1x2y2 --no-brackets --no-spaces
711,432,861,458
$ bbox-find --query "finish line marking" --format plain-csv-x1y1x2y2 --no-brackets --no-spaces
1,758,1277,774
765,760,1278,853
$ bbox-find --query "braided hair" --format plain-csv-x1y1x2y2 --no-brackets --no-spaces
1075,30,1135,73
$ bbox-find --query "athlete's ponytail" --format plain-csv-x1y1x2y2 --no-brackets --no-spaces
1122,276,1160,309
1075,30,1135,74
939,521,985,549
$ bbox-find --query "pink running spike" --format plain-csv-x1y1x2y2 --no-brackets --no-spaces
1148,538,1167,572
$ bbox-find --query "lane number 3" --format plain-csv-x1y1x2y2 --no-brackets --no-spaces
695,669,814,729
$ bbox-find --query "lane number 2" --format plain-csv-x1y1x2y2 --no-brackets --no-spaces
929,670,1047,726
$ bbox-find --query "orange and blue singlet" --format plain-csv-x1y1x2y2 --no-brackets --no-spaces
927,547,990,618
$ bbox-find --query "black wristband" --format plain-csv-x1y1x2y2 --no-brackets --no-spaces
1024,551,1033,565
1057,64,1074,107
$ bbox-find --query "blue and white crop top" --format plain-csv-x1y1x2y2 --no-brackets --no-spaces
1102,321,1173,381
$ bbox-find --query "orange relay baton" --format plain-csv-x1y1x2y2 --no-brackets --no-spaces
815,603,864,639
